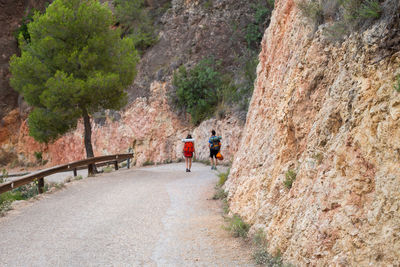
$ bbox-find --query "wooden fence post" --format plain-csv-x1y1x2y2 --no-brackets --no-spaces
37,178,44,194
73,168,77,177
88,164,94,176
114,161,119,170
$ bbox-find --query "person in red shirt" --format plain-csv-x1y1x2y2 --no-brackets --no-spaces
182,134,195,172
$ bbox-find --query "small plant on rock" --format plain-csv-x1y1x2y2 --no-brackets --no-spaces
298,0,383,41
217,169,230,187
394,75,400,92
357,0,382,19
297,0,324,25
213,188,228,200
252,229,288,266
284,169,297,189
312,152,324,165
203,0,213,10
226,214,250,238
143,160,155,166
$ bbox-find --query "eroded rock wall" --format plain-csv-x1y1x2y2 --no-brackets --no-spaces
0,0,49,120
12,81,242,166
226,0,400,265
1,0,255,167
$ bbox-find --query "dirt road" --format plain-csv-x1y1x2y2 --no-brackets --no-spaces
0,163,254,266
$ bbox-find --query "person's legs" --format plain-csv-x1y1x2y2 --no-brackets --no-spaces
189,157,192,171
185,157,189,171
210,149,214,169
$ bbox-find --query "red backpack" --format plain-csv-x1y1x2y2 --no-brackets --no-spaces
183,142,194,153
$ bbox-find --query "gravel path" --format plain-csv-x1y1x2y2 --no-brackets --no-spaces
0,163,254,267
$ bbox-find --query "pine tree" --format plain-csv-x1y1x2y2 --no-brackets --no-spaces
10,0,139,160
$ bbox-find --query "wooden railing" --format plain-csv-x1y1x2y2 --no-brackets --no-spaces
0,153,134,195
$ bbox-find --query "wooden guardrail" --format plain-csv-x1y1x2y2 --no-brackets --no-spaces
0,153,134,195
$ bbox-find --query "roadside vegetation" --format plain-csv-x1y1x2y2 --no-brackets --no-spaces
225,214,251,238
0,149,48,168
297,0,383,41
252,229,291,266
0,171,83,217
170,0,274,125
211,168,293,266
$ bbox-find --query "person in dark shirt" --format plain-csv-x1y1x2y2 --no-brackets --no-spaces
208,130,221,170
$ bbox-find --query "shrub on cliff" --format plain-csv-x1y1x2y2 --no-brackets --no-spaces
225,214,250,238
171,58,223,125
284,169,297,189
395,75,400,92
113,0,157,52
297,0,383,41
245,1,274,50
10,0,139,160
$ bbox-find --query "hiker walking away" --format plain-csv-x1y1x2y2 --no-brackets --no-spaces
209,130,221,170
182,134,195,172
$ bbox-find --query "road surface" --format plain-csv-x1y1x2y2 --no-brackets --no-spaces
0,163,254,266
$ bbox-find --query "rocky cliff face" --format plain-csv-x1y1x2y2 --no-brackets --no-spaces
14,81,243,165
0,0,48,120
1,0,257,166
226,0,400,265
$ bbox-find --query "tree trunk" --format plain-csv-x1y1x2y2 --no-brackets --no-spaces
82,108,94,158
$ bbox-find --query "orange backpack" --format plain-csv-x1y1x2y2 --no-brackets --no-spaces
183,142,194,153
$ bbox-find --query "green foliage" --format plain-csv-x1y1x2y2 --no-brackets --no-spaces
120,161,128,168
239,51,259,111
253,250,285,266
103,166,114,173
0,169,8,183
0,196,12,216
143,160,155,166
34,151,43,162
395,75,400,92
252,229,286,266
246,2,274,50
298,0,382,41
114,0,157,52
203,0,213,10
297,0,323,25
246,24,263,50
213,188,228,200
217,169,230,187
13,9,37,43
0,178,75,217
312,152,324,165
172,58,223,125
324,21,349,41
10,0,139,145
226,214,250,238
284,169,297,189
357,0,382,19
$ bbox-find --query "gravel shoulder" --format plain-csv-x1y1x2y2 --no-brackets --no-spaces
0,163,254,266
